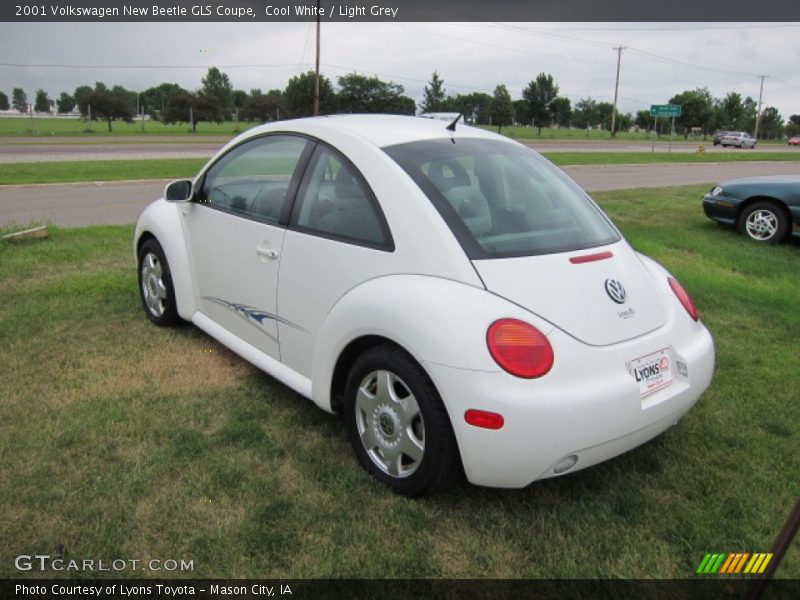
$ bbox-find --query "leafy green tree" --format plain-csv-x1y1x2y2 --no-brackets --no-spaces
284,71,336,117
34,89,50,113
490,84,513,132
572,97,597,130
141,83,185,118
74,85,93,117
200,67,234,121
523,73,559,134
232,89,248,112
741,96,758,132
336,73,415,115
446,92,492,124
12,88,27,113
56,92,75,113
512,99,529,125
161,88,199,130
787,115,800,137
616,112,633,132
421,71,447,112
240,89,287,122
758,106,784,139
595,101,615,130
634,109,652,131
668,88,714,138
551,97,572,127
87,82,136,131
0,91,9,111
715,92,744,131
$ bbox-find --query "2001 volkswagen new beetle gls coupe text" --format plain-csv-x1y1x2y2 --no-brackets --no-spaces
135,115,715,496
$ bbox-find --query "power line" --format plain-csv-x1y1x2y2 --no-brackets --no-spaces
388,23,617,69
626,47,759,78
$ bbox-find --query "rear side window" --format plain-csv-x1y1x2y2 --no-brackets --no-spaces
200,135,309,224
384,138,620,258
291,145,392,249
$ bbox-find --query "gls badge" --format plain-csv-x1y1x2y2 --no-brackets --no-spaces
605,279,627,304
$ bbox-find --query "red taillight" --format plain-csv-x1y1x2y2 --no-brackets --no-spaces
464,409,505,430
486,319,554,378
668,277,699,321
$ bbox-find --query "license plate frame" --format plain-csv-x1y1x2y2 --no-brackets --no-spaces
629,347,674,398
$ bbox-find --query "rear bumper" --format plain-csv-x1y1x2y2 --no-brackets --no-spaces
425,311,715,488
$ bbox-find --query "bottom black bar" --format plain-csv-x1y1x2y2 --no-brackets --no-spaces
2,579,800,600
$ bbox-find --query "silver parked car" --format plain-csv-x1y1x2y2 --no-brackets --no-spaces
720,132,757,149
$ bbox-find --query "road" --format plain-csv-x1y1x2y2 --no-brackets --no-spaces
1,137,799,163
2,161,798,227
0,141,224,164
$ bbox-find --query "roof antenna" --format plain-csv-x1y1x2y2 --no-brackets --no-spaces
446,113,462,132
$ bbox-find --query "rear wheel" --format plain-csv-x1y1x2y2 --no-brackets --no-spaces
137,238,179,325
738,201,790,244
344,346,461,496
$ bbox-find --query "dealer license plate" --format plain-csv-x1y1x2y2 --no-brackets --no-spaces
629,347,674,397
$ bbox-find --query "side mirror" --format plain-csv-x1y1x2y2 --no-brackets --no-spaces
164,179,194,202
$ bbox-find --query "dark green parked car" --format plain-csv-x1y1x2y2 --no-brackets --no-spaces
703,176,800,243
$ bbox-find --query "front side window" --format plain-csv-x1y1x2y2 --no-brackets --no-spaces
292,145,391,248
200,135,309,223
384,138,620,258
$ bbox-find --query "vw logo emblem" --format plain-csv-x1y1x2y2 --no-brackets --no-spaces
379,413,395,436
605,279,627,304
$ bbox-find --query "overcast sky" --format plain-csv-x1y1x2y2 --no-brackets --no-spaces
1,21,799,119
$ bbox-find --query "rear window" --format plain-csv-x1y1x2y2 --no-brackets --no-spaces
383,138,620,258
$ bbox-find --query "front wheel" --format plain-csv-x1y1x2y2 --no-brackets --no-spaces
137,238,179,325
738,201,790,244
344,346,461,496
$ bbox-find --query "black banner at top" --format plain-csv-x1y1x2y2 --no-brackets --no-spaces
3,0,800,22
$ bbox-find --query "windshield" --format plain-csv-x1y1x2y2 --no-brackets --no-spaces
383,138,620,259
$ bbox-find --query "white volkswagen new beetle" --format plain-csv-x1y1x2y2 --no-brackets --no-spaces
135,114,714,496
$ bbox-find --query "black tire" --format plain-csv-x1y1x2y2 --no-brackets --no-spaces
738,201,790,244
137,238,179,326
343,345,462,496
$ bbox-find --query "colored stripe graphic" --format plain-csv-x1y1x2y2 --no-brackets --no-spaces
696,554,713,574
697,552,773,575
719,553,736,574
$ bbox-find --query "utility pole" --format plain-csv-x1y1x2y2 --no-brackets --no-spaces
313,0,321,116
753,74,768,141
610,45,626,138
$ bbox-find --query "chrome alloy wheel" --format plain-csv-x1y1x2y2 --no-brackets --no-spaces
745,209,778,241
140,251,168,317
355,370,425,478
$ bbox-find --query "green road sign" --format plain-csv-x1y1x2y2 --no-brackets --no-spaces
650,104,681,117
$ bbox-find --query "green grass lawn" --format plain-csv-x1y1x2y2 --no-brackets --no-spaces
0,117,258,137
485,125,790,145
0,159,207,185
545,151,800,166
2,152,799,185
1,187,798,579
2,118,792,146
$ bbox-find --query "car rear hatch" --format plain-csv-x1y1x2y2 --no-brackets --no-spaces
472,243,668,346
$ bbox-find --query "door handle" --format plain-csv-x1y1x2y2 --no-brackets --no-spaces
255,243,279,259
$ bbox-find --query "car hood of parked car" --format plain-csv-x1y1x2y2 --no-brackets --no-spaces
718,175,800,188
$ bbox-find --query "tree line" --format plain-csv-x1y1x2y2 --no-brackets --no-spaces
1,68,797,138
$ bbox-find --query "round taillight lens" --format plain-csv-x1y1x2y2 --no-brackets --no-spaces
486,319,554,378
668,277,699,321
